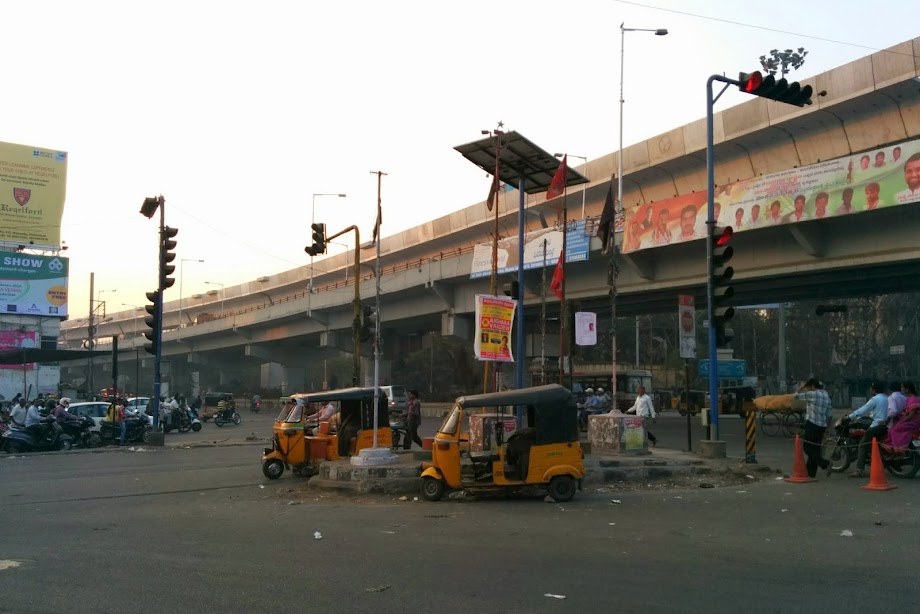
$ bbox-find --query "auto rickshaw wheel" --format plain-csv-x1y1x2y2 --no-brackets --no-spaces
262,459,285,480
548,475,576,502
421,477,445,502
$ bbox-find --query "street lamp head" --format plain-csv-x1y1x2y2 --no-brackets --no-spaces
655,29,668,35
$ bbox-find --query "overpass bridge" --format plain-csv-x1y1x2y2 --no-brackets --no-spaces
62,38,920,395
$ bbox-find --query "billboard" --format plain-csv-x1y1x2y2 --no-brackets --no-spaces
0,253,69,318
622,138,920,253
0,330,37,370
0,141,68,248
470,219,590,278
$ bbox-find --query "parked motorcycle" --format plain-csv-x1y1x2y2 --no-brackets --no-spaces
214,405,241,427
60,416,103,448
100,415,153,446
1,420,74,453
822,417,920,479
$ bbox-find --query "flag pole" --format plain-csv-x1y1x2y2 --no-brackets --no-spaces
484,130,503,394
609,175,619,408
559,188,568,386
540,239,547,385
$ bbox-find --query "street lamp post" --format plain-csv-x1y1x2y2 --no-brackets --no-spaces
178,259,205,328
554,153,588,219
204,281,225,313
122,303,142,396
614,23,667,401
310,193,347,291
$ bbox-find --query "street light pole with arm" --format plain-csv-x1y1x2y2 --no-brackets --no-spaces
204,281,225,313
614,23,667,401
178,259,204,328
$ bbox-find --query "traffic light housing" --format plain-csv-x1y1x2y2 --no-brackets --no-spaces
738,71,813,107
359,305,378,342
502,281,520,299
144,290,161,355
710,226,734,346
159,226,178,290
305,223,327,256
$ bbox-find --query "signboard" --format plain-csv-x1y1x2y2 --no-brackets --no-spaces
678,294,696,359
622,138,920,254
622,416,645,450
470,219,590,279
0,253,69,317
574,311,597,346
473,295,516,362
698,359,747,379
890,345,906,355
0,330,37,370
0,141,68,248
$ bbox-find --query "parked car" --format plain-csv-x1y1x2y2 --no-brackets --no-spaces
125,397,151,415
378,385,408,414
68,402,112,432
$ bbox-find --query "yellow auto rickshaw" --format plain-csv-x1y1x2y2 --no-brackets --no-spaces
419,384,585,502
261,388,392,479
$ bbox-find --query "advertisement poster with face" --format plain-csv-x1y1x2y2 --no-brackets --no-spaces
473,295,516,362
621,139,920,254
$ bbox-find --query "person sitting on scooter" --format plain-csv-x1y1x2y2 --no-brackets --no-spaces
25,399,50,440
53,398,81,427
9,398,27,429
847,382,889,478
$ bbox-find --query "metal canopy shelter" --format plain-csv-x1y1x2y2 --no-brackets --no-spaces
454,130,589,419
454,131,588,194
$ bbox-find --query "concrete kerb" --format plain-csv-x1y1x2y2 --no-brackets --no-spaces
302,446,773,496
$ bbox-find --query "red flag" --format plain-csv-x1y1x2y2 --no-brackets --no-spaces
550,250,564,300
546,154,568,200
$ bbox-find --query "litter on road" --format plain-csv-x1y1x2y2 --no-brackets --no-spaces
314,531,323,540
544,594,566,600
840,530,853,537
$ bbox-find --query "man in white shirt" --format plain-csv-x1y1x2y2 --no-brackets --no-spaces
894,153,920,204
621,385,657,447
9,399,27,428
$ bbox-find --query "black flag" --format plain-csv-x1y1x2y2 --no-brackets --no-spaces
599,184,615,254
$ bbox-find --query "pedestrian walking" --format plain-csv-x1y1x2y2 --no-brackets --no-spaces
623,385,657,447
404,389,423,450
793,378,834,477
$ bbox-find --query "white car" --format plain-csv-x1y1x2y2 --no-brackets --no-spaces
125,397,151,415
68,401,151,432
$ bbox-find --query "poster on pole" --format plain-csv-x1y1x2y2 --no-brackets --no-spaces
0,141,68,248
473,295,515,362
574,311,597,346
678,294,696,359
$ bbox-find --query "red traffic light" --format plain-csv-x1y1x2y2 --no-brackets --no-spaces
715,225,733,246
741,71,763,93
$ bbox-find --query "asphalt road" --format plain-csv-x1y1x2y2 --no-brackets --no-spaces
1,442,918,614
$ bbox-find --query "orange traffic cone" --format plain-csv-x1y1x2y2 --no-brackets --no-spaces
861,437,897,491
785,434,816,483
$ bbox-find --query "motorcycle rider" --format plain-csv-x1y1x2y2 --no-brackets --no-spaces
25,399,50,441
251,393,262,412
53,398,81,428
9,397,27,429
847,382,889,478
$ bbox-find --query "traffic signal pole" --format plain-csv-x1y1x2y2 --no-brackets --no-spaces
705,74,727,441
706,70,813,442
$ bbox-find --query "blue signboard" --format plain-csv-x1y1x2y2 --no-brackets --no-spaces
697,359,747,379
470,219,590,279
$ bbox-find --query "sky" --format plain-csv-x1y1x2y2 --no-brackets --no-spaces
1,0,917,319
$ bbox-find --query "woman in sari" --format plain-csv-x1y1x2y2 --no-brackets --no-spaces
886,381,920,449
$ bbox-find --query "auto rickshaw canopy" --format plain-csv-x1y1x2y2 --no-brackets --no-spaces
455,384,578,446
287,387,389,430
